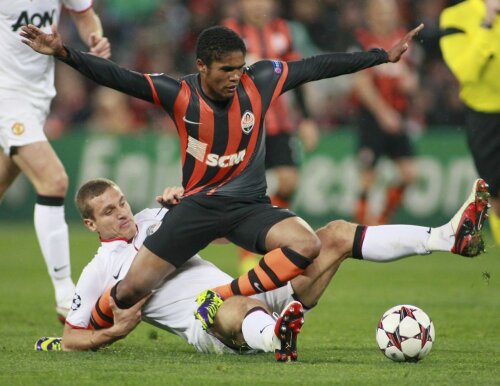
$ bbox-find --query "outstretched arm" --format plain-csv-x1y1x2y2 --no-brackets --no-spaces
20,24,156,103
283,24,424,92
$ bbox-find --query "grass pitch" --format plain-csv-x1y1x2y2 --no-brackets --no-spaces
0,223,499,386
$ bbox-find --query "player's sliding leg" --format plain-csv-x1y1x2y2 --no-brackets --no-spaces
272,301,304,362
353,179,490,260
194,289,224,330
197,246,310,330
434,178,489,256
197,248,310,331
34,337,62,351
242,301,305,362
197,218,318,330
213,296,304,362
291,179,491,310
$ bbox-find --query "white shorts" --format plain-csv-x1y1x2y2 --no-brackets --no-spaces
0,93,49,155
141,256,295,354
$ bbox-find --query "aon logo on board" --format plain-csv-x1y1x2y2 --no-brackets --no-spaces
11,10,56,32
206,150,246,168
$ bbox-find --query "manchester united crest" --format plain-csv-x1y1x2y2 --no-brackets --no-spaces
241,111,255,134
11,122,25,136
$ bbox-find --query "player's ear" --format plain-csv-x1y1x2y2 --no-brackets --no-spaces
196,58,207,74
83,218,97,232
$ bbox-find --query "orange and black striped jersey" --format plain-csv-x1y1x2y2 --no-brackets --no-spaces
61,46,388,197
223,17,300,135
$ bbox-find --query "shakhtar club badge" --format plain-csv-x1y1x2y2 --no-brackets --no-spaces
241,111,255,134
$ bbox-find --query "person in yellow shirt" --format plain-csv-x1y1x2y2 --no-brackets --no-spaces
440,0,500,246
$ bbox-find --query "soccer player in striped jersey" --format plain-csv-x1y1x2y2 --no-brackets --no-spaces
55,178,307,360
22,22,424,330
37,176,488,360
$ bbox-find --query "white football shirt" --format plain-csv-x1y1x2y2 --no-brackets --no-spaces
0,0,92,100
65,207,237,351
65,207,295,353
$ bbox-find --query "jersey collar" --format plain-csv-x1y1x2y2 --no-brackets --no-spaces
99,225,138,244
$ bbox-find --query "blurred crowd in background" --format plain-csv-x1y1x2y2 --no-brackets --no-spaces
47,0,464,138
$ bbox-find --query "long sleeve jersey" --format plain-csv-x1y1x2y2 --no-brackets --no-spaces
60,47,388,197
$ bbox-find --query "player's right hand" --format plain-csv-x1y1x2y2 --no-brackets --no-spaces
386,23,424,63
20,24,67,58
156,186,185,208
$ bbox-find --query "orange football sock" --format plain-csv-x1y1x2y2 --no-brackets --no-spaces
213,247,311,299
89,288,114,330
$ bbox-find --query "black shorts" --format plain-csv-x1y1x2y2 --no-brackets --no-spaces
143,194,297,267
265,132,299,169
466,108,500,197
357,110,414,168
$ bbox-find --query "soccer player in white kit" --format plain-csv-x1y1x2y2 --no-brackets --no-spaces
0,1,110,321
64,178,305,360
36,176,489,360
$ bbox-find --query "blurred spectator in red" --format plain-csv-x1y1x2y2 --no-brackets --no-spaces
352,0,423,225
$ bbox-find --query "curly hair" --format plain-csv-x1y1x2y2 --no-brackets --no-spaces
196,26,246,66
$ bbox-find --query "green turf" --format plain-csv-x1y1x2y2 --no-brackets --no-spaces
0,223,499,386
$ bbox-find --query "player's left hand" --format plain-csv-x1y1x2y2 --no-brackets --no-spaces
88,33,111,59
108,295,149,339
386,23,424,63
298,118,320,152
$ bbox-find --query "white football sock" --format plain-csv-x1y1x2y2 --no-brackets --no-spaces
241,309,279,352
34,203,75,305
426,222,455,252
361,225,432,261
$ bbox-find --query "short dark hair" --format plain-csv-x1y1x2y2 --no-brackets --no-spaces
196,26,246,66
75,178,119,220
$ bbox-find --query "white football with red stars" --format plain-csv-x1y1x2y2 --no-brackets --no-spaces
376,304,435,362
